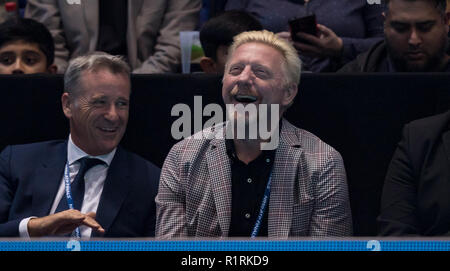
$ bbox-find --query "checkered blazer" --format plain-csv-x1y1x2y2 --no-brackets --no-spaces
156,119,353,238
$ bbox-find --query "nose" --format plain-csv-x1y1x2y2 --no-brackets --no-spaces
236,65,253,86
104,104,119,122
408,28,422,46
11,59,24,74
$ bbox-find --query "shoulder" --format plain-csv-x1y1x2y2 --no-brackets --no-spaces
404,110,450,144
283,120,341,158
1,140,66,159
338,40,385,73
280,120,344,172
407,110,450,132
115,146,161,176
167,122,226,158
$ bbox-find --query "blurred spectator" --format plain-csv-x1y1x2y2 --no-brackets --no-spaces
25,0,201,74
378,110,450,236
225,0,384,72
339,0,450,72
199,10,262,74
0,18,56,74
18,0,26,17
199,0,228,28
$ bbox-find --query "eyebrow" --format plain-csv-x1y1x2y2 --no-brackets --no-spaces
390,20,436,25
23,50,42,55
91,95,129,102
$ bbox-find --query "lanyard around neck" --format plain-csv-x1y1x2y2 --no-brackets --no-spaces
250,170,273,238
63,162,82,238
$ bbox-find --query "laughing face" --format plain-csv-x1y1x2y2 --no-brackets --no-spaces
62,69,130,156
222,42,296,126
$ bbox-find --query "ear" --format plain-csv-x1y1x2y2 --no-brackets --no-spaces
61,92,72,119
282,84,298,109
47,64,57,74
199,57,218,74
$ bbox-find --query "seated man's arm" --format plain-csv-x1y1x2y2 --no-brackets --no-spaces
0,146,22,236
310,148,353,236
133,0,201,73
155,143,188,238
378,124,420,235
0,146,104,237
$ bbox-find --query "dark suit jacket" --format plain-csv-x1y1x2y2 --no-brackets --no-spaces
0,140,160,237
378,110,450,236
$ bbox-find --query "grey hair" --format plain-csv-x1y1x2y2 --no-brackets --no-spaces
64,53,130,96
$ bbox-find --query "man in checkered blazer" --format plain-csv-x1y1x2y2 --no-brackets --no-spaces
156,30,352,238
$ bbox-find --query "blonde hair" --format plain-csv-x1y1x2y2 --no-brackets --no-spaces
226,30,301,86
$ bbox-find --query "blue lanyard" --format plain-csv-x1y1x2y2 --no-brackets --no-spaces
63,162,81,238
250,171,272,238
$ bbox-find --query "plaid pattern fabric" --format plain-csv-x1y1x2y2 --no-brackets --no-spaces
156,119,353,238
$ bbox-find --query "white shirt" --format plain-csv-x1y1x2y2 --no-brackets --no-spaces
19,135,116,238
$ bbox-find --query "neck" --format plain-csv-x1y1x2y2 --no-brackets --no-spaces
233,138,263,165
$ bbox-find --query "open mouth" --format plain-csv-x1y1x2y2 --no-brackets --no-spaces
234,95,257,103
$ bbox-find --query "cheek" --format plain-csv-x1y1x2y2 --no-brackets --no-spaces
0,66,11,74
120,112,129,124
32,63,48,73
423,31,446,49
76,108,96,127
221,77,234,99
387,32,407,46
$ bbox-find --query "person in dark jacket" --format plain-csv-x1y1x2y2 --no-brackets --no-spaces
379,110,450,235
339,0,450,72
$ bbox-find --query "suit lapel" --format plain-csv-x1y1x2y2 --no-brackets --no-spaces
82,0,99,51
92,147,130,237
206,125,232,236
268,119,303,238
32,141,67,217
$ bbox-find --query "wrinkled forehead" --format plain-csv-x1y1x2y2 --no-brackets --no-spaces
227,42,286,68
0,40,44,54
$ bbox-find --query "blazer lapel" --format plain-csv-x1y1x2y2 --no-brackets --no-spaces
206,125,232,236
32,142,68,217
82,0,99,51
268,119,303,238
92,147,130,237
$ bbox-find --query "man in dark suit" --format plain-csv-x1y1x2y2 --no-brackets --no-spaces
0,53,160,238
379,110,450,236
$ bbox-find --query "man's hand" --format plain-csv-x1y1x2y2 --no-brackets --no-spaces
27,209,105,237
278,24,343,58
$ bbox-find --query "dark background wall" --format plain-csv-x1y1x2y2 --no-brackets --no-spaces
0,73,449,236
